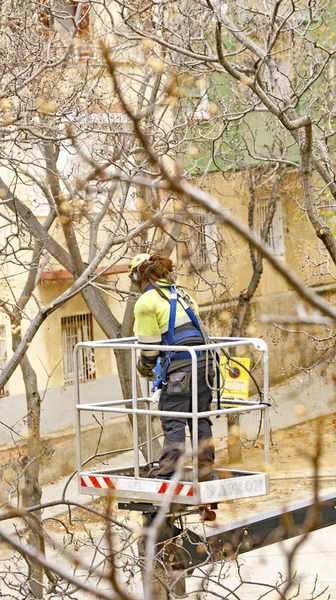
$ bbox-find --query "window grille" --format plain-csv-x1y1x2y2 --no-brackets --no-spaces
255,199,285,257
37,1,90,48
55,115,133,212
61,314,95,385
0,325,8,397
193,213,218,265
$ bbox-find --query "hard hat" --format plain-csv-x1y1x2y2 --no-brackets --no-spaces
129,253,151,277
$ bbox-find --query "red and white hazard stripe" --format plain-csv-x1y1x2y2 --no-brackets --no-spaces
80,475,116,489
80,474,193,497
158,482,193,497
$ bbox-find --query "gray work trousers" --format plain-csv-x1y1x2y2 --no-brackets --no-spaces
157,367,214,479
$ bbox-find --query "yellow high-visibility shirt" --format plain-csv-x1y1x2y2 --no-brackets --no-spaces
134,281,199,359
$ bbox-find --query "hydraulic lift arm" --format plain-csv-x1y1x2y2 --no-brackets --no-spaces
165,492,336,572
207,491,336,560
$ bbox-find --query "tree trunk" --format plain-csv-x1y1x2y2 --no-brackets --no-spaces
227,168,285,464
42,141,162,464
12,329,44,599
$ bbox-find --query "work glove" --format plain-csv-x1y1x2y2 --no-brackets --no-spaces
137,356,156,380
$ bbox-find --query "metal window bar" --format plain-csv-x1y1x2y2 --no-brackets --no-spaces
0,325,8,397
193,213,218,265
194,213,209,264
256,199,285,256
62,314,95,385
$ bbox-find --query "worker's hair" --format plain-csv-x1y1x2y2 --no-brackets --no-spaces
137,253,175,285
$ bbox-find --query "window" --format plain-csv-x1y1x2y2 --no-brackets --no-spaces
0,325,8,397
55,111,135,213
185,82,211,121
37,1,90,43
193,212,218,265
192,88,210,121
61,314,95,385
321,208,336,236
255,199,285,257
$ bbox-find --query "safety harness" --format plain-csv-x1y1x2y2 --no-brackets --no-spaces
147,285,203,389
149,286,221,412
162,287,205,359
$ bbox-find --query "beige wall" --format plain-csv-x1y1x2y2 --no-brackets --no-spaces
37,272,131,389
2,270,131,397
1,165,335,397
203,284,336,387
187,169,336,308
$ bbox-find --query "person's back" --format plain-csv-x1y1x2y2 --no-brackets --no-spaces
130,253,215,481
134,280,210,374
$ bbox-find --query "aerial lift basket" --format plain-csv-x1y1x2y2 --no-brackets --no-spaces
74,337,270,507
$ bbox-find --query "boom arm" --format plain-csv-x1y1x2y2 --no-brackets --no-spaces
207,491,336,559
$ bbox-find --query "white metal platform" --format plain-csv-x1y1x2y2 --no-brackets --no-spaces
74,337,270,507
79,467,268,505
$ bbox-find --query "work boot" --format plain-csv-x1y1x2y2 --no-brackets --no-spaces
199,467,219,482
148,465,161,478
147,465,174,479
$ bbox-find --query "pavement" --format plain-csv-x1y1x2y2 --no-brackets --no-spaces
1,362,335,536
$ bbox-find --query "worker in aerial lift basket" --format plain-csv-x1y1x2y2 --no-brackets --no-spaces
129,252,216,482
